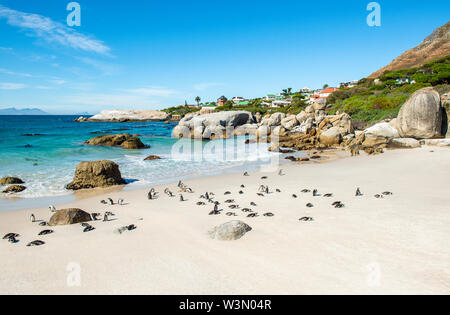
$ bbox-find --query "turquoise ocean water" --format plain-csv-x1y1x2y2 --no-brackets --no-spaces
0,115,279,210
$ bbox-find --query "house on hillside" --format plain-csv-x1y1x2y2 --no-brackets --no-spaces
271,100,291,108
217,96,228,106
264,93,284,101
319,87,339,98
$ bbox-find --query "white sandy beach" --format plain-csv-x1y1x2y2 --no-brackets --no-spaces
0,147,449,295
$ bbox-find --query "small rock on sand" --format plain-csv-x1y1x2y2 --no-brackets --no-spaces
208,221,252,241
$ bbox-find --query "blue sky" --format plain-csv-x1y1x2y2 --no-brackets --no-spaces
0,0,448,114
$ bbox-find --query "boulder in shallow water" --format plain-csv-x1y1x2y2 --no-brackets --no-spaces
2,185,26,193
208,221,252,241
397,87,448,139
49,208,92,226
66,160,126,190
85,133,148,149
0,177,24,185
144,155,161,161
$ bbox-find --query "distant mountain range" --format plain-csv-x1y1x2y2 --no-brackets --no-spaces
0,107,49,115
369,21,450,78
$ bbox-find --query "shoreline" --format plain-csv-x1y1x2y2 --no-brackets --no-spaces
1,146,449,294
0,145,320,212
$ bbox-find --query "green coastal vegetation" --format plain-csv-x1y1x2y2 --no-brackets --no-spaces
328,54,450,123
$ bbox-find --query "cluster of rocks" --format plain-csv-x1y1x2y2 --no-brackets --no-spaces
264,87,449,155
85,133,148,149
172,111,257,140
0,177,26,194
169,88,448,157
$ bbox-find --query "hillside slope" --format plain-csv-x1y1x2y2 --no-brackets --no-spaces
368,21,450,78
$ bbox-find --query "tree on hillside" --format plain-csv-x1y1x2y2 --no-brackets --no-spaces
323,84,329,89
195,96,201,106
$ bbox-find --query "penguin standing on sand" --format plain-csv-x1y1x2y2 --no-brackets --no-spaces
356,188,363,196
30,214,36,223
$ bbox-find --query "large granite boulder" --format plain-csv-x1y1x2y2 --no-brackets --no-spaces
49,208,92,226
232,124,258,136
364,122,400,146
2,185,26,193
208,221,252,241
319,127,343,146
281,115,299,130
296,111,315,124
66,160,126,190
85,134,148,149
397,87,448,139
85,110,169,122
0,177,24,185
261,112,286,127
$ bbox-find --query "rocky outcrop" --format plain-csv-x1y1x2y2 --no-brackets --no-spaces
85,134,148,149
49,209,92,226
208,221,252,241
172,111,255,139
0,177,24,185
368,22,450,78
66,160,126,190
78,110,170,122
397,88,447,139
2,185,26,193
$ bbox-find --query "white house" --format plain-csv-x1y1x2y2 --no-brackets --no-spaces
232,96,246,104
271,100,291,108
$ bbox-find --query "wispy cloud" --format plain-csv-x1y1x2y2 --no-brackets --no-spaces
0,82,28,90
194,82,225,91
66,93,161,108
49,79,67,85
0,67,32,77
76,57,119,75
0,5,110,55
124,86,179,97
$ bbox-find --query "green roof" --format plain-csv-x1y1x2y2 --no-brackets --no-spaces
237,101,250,105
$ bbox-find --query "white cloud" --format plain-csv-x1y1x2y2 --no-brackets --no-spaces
0,82,28,90
49,79,67,85
124,86,179,97
194,82,224,91
0,67,32,77
0,5,110,55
